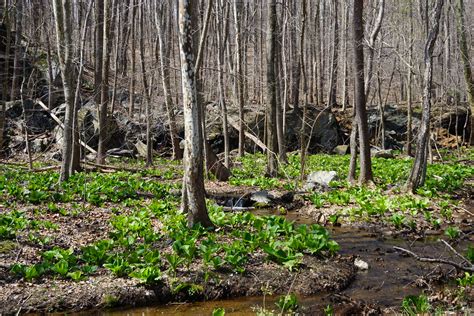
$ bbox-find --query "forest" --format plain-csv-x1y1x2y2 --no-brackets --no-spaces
0,0,473,314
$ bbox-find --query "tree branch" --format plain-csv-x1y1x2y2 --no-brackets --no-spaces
393,246,474,273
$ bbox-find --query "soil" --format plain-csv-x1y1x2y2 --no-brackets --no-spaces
0,183,356,315
0,169,472,315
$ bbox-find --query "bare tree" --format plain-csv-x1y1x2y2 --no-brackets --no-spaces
178,0,212,228
97,0,112,165
232,0,245,157
266,0,278,177
406,0,444,192
455,0,474,145
351,0,373,184
52,0,76,182
327,0,339,108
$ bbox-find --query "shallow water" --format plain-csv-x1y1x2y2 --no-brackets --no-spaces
81,211,461,316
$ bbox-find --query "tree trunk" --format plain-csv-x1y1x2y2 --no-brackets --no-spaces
10,0,22,100
455,0,474,145
0,0,11,155
216,0,230,167
265,0,278,177
327,0,339,108
406,0,444,192
128,0,136,117
353,0,373,184
178,0,212,228
139,1,152,166
155,6,183,161
232,0,245,157
52,0,76,183
96,0,112,165
406,1,414,156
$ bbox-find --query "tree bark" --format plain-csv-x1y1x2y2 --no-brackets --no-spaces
178,0,213,228
353,0,373,184
455,0,474,145
232,0,245,157
155,5,183,161
265,0,278,177
406,0,444,192
327,0,339,108
52,0,76,183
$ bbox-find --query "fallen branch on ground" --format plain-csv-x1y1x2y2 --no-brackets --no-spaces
393,246,474,273
81,161,142,173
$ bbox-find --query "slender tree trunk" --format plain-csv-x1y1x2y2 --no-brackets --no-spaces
406,1,414,156
353,0,373,184
0,0,11,154
97,0,111,164
216,0,229,167
406,0,444,192
327,0,339,108
266,0,278,177
52,0,76,183
178,0,212,228
128,0,136,117
139,1,152,166
10,0,21,100
341,2,349,111
155,6,183,160
364,0,385,98
299,0,308,182
455,0,474,145
233,0,245,157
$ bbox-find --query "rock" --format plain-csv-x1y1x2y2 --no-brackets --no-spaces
204,105,342,154
334,145,349,155
250,190,273,206
354,258,369,270
371,148,395,159
106,148,135,158
135,140,148,158
30,138,49,153
307,171,337,187
432,103,470,136
6,99,54,134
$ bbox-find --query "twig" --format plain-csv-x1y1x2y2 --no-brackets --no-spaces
222,206,255,211
441,239,471,265
393,246,474,272
81,161,142,173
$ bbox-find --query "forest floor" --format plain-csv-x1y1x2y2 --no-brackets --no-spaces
0,150,473,315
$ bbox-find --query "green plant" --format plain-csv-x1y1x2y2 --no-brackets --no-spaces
165,253,185,274
466,246,474,263
456,272,473,287
275,293,298,312
129,266,162,284
324,304,334,316
391,213,405,229
401,295,431,315
444,226,461,240
212,308,225,316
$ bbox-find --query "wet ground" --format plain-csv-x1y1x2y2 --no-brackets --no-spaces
63,212,469,316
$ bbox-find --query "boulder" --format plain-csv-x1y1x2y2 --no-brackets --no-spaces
371,147,395,159
250,190,274,206
334,145,349,155
5,99,54,134
204,103,341,154
304,171,337,191
135,139,148,158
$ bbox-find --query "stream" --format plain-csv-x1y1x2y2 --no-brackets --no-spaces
78,209,462,315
